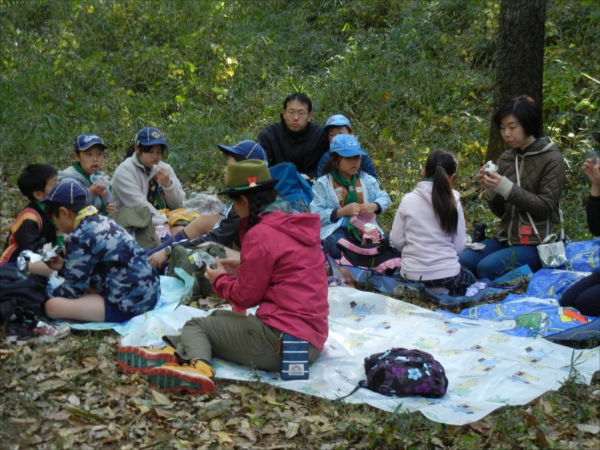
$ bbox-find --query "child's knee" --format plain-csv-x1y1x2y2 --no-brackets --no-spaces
44,298,61,319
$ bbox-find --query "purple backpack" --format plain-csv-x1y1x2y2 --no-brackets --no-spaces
361,348,448,397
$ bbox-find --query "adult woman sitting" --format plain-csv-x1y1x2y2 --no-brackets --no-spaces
459,95,566,280
559,135,600,317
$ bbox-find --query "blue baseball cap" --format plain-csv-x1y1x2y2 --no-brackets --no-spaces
74,134,107,153
43,181,90,206
330,134,366,157
135,127,168,147
217,140,268,164
324,114,352,131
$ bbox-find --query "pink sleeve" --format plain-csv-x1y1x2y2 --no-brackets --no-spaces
452,196,467,253
212,230,276,309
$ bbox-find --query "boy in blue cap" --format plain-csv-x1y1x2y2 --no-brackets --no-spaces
58,134,115,216
37,181,160,322
311,134,390,259
112,127,186,236
316,114,377,178
147,141,268,269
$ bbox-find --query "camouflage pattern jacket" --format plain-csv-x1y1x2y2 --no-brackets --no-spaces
48,212,160,315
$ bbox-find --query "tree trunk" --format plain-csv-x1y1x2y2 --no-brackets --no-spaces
486,0,546,162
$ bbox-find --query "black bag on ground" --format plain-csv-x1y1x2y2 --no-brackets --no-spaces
336,238,402,275
0,265,48,325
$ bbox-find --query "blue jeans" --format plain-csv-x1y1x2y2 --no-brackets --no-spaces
458,238,542,281
323,228,355,259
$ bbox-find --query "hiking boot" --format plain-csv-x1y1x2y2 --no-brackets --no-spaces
31,320,70,344
147,360,215,395
117,346,179,374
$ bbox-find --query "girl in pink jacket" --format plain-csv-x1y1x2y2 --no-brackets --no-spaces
390,150,475,295
117,160,329,394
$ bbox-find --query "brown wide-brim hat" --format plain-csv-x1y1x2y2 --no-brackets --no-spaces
218,159,278,196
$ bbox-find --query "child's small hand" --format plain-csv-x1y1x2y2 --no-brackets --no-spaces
205,257,227,283
46,255,64,272
106,202,116,214
155,167,173,187
341,203,361,217
359,203,378,215
89,182,105,196
148,250,169,269
220,258,241,276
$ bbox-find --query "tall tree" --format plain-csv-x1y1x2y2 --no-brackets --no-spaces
486,0,547,162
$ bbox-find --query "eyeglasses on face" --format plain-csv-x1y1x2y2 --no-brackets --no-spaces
285,109,308,118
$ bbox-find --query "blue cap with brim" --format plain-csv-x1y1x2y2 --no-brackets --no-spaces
324,114,352,131
135,127,168,147
42,181,90,206
330,134,366,157
74,134,107,153
217,140,268,164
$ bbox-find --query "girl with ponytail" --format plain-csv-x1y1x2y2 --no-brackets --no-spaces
390,150,475,295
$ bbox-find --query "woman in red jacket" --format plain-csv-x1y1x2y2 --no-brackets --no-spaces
117,160,329,394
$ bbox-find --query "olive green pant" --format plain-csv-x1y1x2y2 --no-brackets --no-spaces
163,310,321,372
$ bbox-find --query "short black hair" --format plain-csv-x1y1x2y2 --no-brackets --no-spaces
17,164,57,201
283,93,312,112
493,95,542,138
124,143,167,160
44,202,86,220
221,149,244,163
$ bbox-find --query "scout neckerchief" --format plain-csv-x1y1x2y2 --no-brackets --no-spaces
72,163,107,215
136,155,166,210
36,201,64,246
74,206,99,230
330,169,363,241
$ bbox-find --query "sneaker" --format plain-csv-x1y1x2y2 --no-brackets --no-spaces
147,361,215,395
117,346,179,374
31,320,70,344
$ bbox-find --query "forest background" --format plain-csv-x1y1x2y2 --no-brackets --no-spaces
1,0,599,238
1,1,599,449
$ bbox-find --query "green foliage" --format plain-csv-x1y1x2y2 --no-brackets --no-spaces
0,0,598,238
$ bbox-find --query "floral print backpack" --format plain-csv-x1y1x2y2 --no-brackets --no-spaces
361,348,448,397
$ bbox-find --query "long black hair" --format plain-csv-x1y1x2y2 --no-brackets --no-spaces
425,149,459,236
228,188,279,231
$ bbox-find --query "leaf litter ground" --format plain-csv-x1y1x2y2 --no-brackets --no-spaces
2,286,599,450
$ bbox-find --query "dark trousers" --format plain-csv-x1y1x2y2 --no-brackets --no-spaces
559,272,600,316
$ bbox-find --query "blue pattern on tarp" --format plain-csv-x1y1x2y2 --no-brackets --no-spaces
564,238,600,272
325,253,491,306
447,248,600,340
525,269,591,299
454,294,599,340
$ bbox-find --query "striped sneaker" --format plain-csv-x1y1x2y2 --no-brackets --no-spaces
117,346,178,374
147,361,215,395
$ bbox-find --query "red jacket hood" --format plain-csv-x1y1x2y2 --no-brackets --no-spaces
240,211,322,246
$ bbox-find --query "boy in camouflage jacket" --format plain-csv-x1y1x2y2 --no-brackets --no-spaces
38,181,160,322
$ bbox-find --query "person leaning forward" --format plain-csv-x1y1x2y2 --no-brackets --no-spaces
257,93,328,180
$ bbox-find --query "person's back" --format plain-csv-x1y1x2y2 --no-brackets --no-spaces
216,206,328,346
257,93,327,178
1,164,58,265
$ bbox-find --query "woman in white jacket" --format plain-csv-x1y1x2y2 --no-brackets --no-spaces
390,149,475,295
111,127,185,236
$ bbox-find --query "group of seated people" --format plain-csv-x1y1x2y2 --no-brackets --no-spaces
2,93,599,396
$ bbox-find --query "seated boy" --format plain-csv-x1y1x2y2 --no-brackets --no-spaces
32,181,160,322
58,134,115,216
1,164,59,265
316,115,378,178
147,140,268,269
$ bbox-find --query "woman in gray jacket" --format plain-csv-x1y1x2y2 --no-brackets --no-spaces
459,96,566,280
